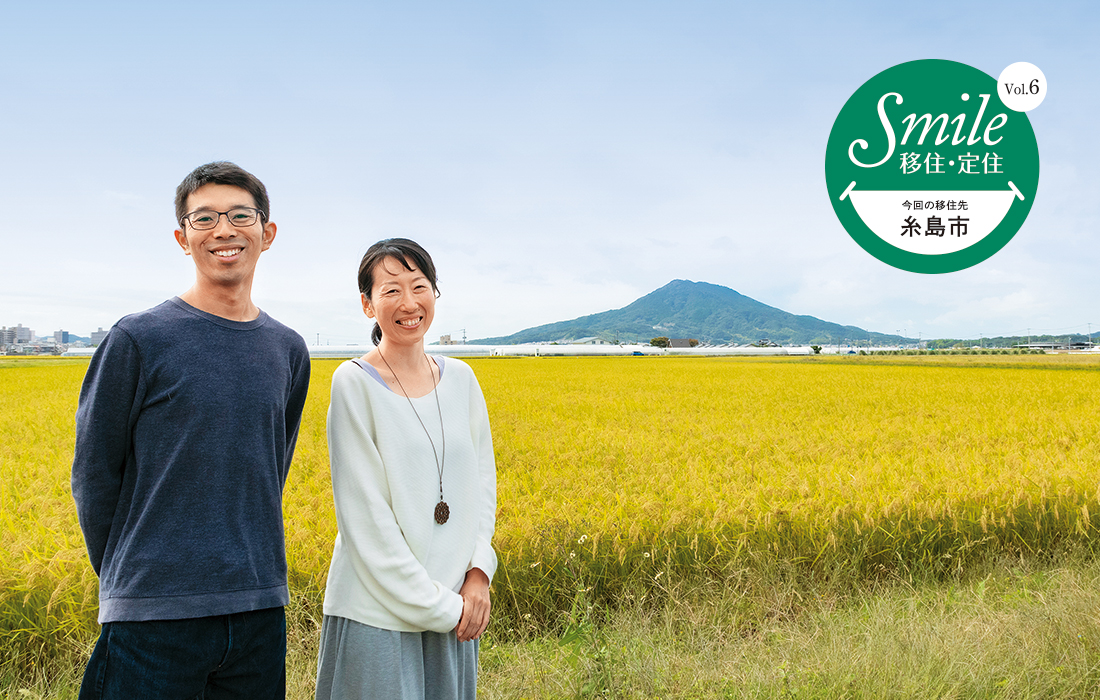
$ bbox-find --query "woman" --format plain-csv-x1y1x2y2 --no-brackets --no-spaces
316,238,497,700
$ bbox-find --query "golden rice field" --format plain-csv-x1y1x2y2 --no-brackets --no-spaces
2,353,1100,679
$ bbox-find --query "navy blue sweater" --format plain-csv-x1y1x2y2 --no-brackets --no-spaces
72,298,311,622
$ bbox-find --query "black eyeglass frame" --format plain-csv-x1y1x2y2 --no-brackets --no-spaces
180,207,267,231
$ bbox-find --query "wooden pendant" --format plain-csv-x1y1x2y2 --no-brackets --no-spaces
434,500,450,525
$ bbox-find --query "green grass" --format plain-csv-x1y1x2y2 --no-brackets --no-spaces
8,550,1100,699
478,550,1100,699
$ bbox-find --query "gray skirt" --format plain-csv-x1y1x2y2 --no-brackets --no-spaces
315,615,478,700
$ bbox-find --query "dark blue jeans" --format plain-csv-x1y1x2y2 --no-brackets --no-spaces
78,606,286,700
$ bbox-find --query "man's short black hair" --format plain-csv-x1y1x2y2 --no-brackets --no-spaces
175,162,270,226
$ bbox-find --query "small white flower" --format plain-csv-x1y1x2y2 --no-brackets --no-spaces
578,534,588,544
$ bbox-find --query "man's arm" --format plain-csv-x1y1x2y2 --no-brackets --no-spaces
281,344,311,482
71,327,145,575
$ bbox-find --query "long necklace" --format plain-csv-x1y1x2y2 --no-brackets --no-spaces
377,349,450,524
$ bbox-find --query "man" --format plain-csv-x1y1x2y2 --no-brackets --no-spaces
72,162,310,699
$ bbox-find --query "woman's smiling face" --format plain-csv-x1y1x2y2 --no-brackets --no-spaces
362,255,436,347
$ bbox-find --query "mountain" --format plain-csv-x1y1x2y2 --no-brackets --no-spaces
470,280,904,346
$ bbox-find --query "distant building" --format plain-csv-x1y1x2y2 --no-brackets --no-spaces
572,337,612,345
90,327,108,346
54,330,70,345
1015,341,1091,351
0,327,14,346
14,324,33,343
669,338,698,348
439,334,457,345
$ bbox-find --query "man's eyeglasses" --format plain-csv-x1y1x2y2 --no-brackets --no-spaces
181,207,265,231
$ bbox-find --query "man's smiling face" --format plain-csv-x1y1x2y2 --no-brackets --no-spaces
174,183,276,292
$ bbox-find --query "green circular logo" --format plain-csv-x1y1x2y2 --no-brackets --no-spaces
826,59,1039,273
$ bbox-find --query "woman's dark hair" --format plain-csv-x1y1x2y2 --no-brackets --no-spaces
358,238,439,346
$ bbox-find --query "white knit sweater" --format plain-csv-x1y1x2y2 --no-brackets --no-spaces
321,357,498,633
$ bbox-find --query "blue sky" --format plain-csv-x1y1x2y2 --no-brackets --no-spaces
2,1,1097,344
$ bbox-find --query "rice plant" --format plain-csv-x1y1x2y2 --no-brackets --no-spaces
2,354,1098,684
